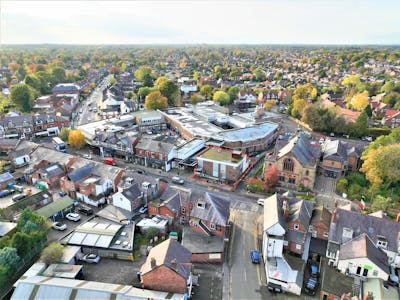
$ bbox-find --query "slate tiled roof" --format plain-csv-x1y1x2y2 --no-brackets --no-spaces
136,138,175,155
339,233,389,275
263,193,286,231
329,208,400,253
52,84,79,93
67,163,94,182
190,192,230,226
277,135,319,167
287,198,314,229
310,206,331,229
140,238,192,279
122,183,141,200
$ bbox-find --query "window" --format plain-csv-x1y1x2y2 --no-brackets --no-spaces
279,176,285,182
294,224,299,230
288,178,295,184
342,227,353,239
197,201,206,209
377,239,388,249
181,207,186,214
283,158,294,172
305,170,309,176
323,232,329,238
308,225,314,233
210,223,216,230
373,270,378,276
296,244,301,250
216,224,221,231
362,268,368,277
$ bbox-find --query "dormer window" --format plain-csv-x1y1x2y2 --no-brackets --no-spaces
342,227,353,240
197,201,206,209
377,235,388,249
294,223,299,231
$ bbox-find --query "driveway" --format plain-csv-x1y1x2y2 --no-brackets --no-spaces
314,175,351,210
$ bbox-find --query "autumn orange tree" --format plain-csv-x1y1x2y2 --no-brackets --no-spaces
68,130,86,149
264,166,279,189
144,91,168,110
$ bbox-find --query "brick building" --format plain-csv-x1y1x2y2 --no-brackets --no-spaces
140,238,193,295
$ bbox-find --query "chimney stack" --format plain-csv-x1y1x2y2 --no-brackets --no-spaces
150,257,156,268
332,200,338,223
283,199,290,220
170,258,177,269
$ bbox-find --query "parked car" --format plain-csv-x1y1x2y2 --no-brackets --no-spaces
59,191,67,197
81,253,100,263
66,212,81,222
52,221,67,231
136,168,145,174
250,250,260,264
172,176,184,185
257,198,264,206
388,266,399,287
78,205,94,216
83,154,92,159
139,205,148,214
104,157,116,166
305,263,319,295
13,185,24,192
12,193,26,202
0,189,15,197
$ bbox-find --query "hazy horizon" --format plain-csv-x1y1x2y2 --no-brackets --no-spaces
1,0,400,45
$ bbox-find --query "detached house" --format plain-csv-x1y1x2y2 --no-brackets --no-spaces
264,135,320,190
140,238,193,295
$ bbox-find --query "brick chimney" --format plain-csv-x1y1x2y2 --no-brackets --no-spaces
65,156,78,172
150,257,156,269
282,199,290,220
332,200,338,223
170,258,177,269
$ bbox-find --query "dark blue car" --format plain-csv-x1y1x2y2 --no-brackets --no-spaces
250,250,260,264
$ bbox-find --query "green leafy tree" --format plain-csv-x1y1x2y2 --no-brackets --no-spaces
17,208,50,232
213,91,230,106
11,232,33,257
252,68,266,82
138,86,158,100
134,66,155,83
10,84,36,112
200,84,213,100
21,220,39,234
371,195,393,213
51,67,66,83
0,265,10,287
381,81,395,93
40,242,65,266
155,76,179,106
144,91,168,110
0,247,21,272
58,127,71,141
24,74,42,91
0,235,11,249
227,86,239,101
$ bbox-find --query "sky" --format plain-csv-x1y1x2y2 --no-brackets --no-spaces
1,0,400,45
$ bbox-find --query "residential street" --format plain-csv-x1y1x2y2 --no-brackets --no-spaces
229,206,264,300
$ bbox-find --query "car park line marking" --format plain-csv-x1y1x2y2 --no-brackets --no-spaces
254,222,262,286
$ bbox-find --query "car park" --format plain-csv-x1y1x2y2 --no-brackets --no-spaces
0,189,15,197
250,250,260,264
81,253,100,263
66,212,81,222
77,205,94,216
12,193,26,202
52,221,67,231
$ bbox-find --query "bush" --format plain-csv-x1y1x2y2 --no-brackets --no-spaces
145,228,161,240
336,178,348,193
368,128,392,139
40,242,64,266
